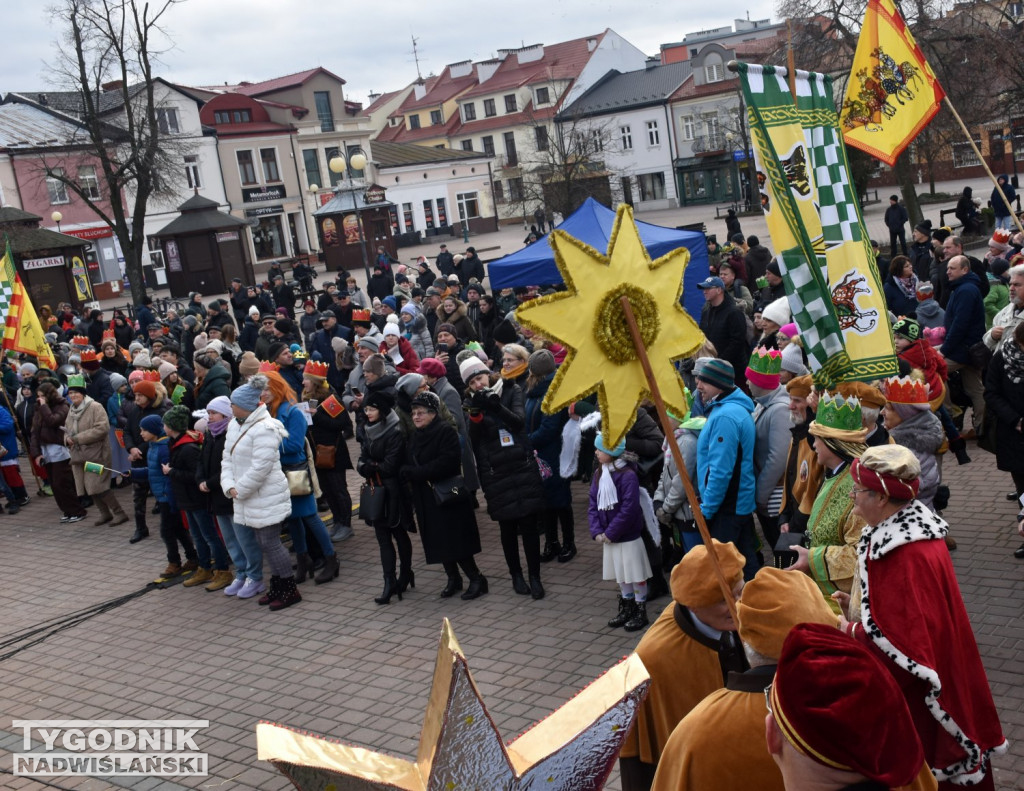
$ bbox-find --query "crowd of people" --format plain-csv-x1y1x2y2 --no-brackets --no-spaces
3,206,1020,788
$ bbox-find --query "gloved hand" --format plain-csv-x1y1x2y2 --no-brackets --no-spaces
656,508,673,526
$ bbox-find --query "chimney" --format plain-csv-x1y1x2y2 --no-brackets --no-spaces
449,60,473,78
414,82,427,100
101,80,124,93
645,56,659,70
367,91,381,101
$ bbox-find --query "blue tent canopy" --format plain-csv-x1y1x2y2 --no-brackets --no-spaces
487,198,709,321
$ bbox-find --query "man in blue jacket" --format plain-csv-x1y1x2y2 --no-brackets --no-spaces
308,310,352,392
693,358,761,579
941,255,987,438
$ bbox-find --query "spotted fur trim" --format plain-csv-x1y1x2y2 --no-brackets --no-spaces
857,500,1007,784
863,499,947,561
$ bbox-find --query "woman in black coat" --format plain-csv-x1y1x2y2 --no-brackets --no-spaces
983,321,1024,557
462,360,546,600
356,391,414,604
401,390,485,599
303,367,353,542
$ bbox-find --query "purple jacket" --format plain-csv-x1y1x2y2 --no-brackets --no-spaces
588,463,644,543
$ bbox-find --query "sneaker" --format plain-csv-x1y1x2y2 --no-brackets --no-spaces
59,514,71,523
14,497,30,507
6,504,19,515
236,578,266,599
39,484,54,497
223,577,246,596
330,524,354,542
64,514,85,524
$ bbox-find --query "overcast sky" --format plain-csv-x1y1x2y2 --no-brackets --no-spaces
3,0,777,104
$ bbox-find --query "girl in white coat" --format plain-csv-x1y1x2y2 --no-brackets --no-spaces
221,375,301,611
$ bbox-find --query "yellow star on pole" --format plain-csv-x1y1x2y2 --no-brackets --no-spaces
257,619,650,790
516,204,703,448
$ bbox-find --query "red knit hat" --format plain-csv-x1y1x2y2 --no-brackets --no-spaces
418,358,446,379
132,380,157,401
772,623,926,787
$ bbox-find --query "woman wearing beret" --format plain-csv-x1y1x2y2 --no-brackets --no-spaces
402,390,486,599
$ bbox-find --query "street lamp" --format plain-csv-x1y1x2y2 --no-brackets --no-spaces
51,211,62,232
328,150,371,284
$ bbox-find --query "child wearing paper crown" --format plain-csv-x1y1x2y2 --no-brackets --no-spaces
589,435,653,633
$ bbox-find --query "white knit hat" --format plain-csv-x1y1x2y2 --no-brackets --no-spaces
459,356,489,384
382,322,401,337
761,296,792,327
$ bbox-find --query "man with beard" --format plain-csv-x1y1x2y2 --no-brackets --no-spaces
777,375,820,536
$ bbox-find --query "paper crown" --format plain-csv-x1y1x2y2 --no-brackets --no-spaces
293,349,308,361
101,329,116,340
747,347,782,375
990,228,1012,248
141,369,162,382
71,335,91,347
883,375,929,405
351,309,372,324
815,392,863,432
66,373,86,389
258,361,280,373
303,360,328,379
79,349,99,363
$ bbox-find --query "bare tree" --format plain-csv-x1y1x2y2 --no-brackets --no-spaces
43,0,186,304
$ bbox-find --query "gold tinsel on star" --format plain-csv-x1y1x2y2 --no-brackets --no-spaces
516,204,703,448
257,619,650,790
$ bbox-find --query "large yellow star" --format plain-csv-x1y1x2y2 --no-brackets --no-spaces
516,204,703,448
257,619,649,790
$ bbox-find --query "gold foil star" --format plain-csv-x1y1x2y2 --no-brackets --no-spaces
257,619,650,790
516,204,703,448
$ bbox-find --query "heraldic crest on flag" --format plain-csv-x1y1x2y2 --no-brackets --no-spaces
839,0,945,166
738,62,897,387
0,238,57,370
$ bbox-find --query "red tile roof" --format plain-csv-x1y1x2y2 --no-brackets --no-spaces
229,67,346,97
365,89,403,115
668,74,741,102
401,68,478,111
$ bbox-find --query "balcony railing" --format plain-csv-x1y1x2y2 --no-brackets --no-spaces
495,153,519,169
690,133,728,154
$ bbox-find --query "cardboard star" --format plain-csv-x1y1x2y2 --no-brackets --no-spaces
257,619,650,790
516,204,702,448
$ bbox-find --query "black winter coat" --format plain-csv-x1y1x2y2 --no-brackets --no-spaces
196,428,233,515
984,350,1024,473
120,395,170,460
465,383,545,522
699,293,748,386
403,417,480,564
308,385,353,471
356,411,410,528
166,432,208,512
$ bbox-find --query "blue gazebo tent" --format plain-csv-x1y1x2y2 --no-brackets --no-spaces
487,198,709,320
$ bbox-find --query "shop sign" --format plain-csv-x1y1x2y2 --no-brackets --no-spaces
242,184,287,203
364,184,387,204
22,256,64,271
216,231,239,243
244,205,284,218
61,226,114,241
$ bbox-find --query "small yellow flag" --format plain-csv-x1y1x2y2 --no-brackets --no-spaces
840,0,945,166
1,240,58,370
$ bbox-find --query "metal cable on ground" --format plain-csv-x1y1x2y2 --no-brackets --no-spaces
0,580,175,662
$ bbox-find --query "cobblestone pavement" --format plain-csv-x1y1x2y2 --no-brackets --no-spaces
0,435,1021,790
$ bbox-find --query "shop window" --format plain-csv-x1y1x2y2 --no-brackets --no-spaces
253,217,284,259
952,139,981,168
637,172,666,201
147,236,165,268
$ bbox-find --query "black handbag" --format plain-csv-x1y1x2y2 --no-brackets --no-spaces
431,475,472,506
358,476,386,522
968,340,993,372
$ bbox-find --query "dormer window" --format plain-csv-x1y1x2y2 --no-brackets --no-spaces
704,53,724,83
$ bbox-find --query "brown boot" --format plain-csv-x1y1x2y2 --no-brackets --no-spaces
93,496,113,526
105,492,129,526
204,569,234,592
183,567,214,587
160,563,182,577
181,559,199,573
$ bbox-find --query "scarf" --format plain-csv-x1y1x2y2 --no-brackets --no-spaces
597,458,628,510
501,360,528,380
68,395,94,419
1003,339,1024,385
896,272,918,299
208,416,231,437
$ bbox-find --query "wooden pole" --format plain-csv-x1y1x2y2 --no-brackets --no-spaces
618,296,740,626
786,20,798,100
943,96,1024,235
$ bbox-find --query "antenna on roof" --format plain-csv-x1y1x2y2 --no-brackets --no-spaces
411,35,424,83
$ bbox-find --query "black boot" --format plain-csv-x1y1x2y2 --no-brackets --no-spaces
539,541,561,563
129,526,149,544
608,596,635,628
461,575,489,600
258,576,282,606
557,542,577,563
949,437,972,465
375,574,401,604
511,572,530,595
624,600,649,632
1014,543,1024,559
397,567,416,594
441,563,463,598
268,576,302,611
529,573,545,600
294,552,314,584
314,554,340,585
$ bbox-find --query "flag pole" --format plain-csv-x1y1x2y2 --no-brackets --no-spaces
618,295,740,626
786,20,798,99
942,97,1024,235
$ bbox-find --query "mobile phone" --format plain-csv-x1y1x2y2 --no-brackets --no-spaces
351,388,361,397
437,343,449,354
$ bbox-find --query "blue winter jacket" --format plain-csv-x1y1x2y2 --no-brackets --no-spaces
276,401,317,518
0,406,19,459
696,387,756,519
941,270,985,365
130,435,174,507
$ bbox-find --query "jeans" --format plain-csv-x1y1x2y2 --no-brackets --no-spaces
287,514,336,557
185,509,229,570
995,215,1013,231
216,514,263,582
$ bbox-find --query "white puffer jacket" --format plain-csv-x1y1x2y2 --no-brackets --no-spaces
221,404,292,528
